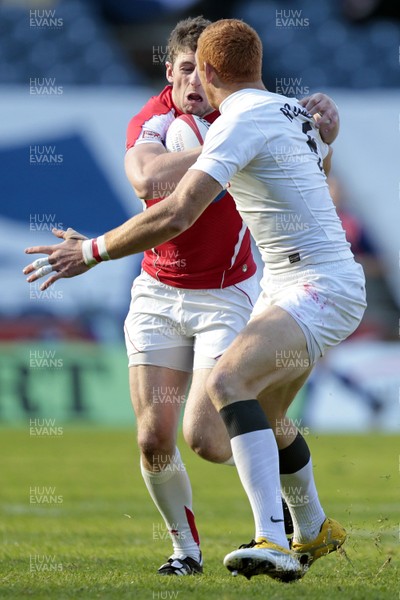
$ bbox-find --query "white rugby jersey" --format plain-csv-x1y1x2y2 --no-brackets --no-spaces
191,88,353,272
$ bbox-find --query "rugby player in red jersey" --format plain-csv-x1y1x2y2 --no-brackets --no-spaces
122,17,258,575
24,16,340,576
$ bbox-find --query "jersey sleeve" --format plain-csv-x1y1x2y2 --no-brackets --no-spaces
315,129,330,159
189,110,265,188
126,99,175,150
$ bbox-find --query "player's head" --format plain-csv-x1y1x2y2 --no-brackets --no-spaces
165,16,213,117
196,19,263,108
167,16,211,65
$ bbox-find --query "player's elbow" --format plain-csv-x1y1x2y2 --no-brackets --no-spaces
125,156,152,199
128,172,152,200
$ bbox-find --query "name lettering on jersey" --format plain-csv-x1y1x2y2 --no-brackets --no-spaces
279,103,312,123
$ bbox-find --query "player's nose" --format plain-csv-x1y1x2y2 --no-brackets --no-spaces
188,67,201,87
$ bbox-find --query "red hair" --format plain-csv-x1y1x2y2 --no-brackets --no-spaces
197,19,262,83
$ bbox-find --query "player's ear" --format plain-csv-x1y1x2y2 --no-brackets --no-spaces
166,62,174,83
204,62,214,84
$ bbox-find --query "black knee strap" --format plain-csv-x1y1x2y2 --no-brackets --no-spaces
279,432,310,474
220,400,270,439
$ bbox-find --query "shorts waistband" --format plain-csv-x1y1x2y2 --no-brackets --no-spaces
261,250,353,273
262,257,362,280
137,269,255,293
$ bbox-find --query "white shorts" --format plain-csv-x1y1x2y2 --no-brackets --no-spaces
251,258,367,364
124,270,260,372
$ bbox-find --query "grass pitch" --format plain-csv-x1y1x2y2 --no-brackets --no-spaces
1,428,397,599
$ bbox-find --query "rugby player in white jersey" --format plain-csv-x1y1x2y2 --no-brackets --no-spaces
121,16,260,576
23,19,352,581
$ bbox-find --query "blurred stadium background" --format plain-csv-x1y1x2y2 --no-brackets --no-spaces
1,0,399,432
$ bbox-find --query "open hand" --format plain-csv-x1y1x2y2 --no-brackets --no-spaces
23,227,91,290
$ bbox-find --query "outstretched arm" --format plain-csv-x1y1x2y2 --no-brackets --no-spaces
299,93,340,144
24,170,222,290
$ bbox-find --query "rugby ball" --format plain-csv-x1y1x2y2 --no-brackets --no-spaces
165,114,210,152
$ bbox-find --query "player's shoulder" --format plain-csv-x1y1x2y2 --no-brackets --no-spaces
243,90,314,128
233,89,305,113
126,86,176,149
134,85,175,122
221,89,279,123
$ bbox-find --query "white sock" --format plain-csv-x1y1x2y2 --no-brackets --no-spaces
140,448,200,561
280,457,326,543
222,455,235,466
231,429,288,548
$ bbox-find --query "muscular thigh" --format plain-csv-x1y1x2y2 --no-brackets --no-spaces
211,304,311,404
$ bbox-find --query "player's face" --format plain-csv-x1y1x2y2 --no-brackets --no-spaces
166,50,213,117
195,52,219,111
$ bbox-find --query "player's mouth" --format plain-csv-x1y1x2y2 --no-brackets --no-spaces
186,92,203,103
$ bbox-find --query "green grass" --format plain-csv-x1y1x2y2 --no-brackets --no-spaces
1,429,398,599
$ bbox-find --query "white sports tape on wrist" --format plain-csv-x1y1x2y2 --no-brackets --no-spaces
82,239,96,266
96,235,110,261
82,236,111,267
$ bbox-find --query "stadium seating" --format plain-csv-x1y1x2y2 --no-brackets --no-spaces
0,0,398,88
0,0,144,85
233,0,400,90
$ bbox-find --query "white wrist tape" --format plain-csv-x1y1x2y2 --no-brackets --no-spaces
81,235,111,267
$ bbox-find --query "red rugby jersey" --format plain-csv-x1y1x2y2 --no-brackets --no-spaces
126,85,256,289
